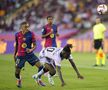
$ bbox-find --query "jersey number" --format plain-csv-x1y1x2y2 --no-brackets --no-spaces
47,48,55,52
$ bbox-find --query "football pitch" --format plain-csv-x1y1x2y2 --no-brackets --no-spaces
0,52,108,90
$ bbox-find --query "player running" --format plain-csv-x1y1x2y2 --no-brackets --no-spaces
32,44,84,86
14,21,46,87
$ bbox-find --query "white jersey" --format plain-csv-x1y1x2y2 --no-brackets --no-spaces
39,47,73,66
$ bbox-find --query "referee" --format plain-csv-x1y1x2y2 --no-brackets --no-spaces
93,17,106,66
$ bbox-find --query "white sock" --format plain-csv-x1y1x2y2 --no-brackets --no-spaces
48,73,52,78
37,69,44,77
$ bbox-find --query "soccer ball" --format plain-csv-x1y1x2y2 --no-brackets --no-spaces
97,4,108,14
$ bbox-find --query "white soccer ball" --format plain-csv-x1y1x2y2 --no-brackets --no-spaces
97,4,108,14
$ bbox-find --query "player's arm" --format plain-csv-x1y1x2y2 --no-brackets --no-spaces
42,31,53,38
56,66,66,86
42,28,53,38
26,42,36,53
55,25,59,37
26,32,36,53
102,24,106,33
14,35,18,62
68,59,84,79
56,33,59,37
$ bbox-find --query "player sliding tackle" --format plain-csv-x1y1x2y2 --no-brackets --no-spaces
32,44,84,86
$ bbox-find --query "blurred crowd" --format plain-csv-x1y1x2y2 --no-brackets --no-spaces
0,0,106,33
0,0,29,16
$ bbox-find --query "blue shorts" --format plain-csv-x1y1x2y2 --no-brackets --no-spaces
16,54,39,69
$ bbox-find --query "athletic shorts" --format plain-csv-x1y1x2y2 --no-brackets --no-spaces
16,54,39,69
94,39,103,50
39,56,56,69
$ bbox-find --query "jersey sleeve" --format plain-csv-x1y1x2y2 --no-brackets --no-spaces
15,33,18,43
31,32,36,42
68,54,73,60
39,48,45,58
42,27,46,35
101,24,106,32
53,24,57,33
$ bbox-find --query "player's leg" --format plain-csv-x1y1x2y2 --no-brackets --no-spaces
27,54,46,86
44,63,56,76
38,57,56,78
94,40,101,66
101,53,105,66
44,63,56,85
34,61,49,86
96,51,100,66
99,47,106,66
97,41,106,66
15,67,21,88
28,54,47,78
34,61,47,79
15,57,26,88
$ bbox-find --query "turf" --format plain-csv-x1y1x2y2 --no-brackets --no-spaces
0,52,108,90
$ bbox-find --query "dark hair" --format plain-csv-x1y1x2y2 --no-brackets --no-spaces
47,16,53,19
63,44,72,53
60,44,73,59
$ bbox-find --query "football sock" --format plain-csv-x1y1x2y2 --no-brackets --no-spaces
15,73,20,79
38,66,45,79
102,53,105,65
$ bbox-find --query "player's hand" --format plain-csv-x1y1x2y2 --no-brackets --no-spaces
26,48,33,53
78,75,84,79
50,29,53,34
61,82,66,87
56,33,59,37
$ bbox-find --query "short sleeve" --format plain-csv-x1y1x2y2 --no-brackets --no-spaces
101,24,106,32
52,24,57,33
15,33,18,42
42,27,46,35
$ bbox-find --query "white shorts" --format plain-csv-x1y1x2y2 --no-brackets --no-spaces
39,56,56,69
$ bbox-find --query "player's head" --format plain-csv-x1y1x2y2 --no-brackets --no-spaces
96,17,101,24
61,44,73,59
47,16,53,24
20,21,30,31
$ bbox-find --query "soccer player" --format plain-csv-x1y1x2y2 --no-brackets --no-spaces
93,17,106,66
42,16,59,77
14,22,46,87
42,16,59,47
32,44,84,86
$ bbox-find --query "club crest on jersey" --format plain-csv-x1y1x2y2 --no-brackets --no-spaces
50,34,54,38
21,43,27,48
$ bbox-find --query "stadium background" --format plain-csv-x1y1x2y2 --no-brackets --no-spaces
0,0,108,54
0,0,108,90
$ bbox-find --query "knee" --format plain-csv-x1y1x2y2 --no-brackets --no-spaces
49,69,56,76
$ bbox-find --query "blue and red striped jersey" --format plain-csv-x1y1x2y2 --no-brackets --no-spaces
42,24,57,47
15,31,36,56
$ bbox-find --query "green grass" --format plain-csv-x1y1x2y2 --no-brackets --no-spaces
0,52,108,90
